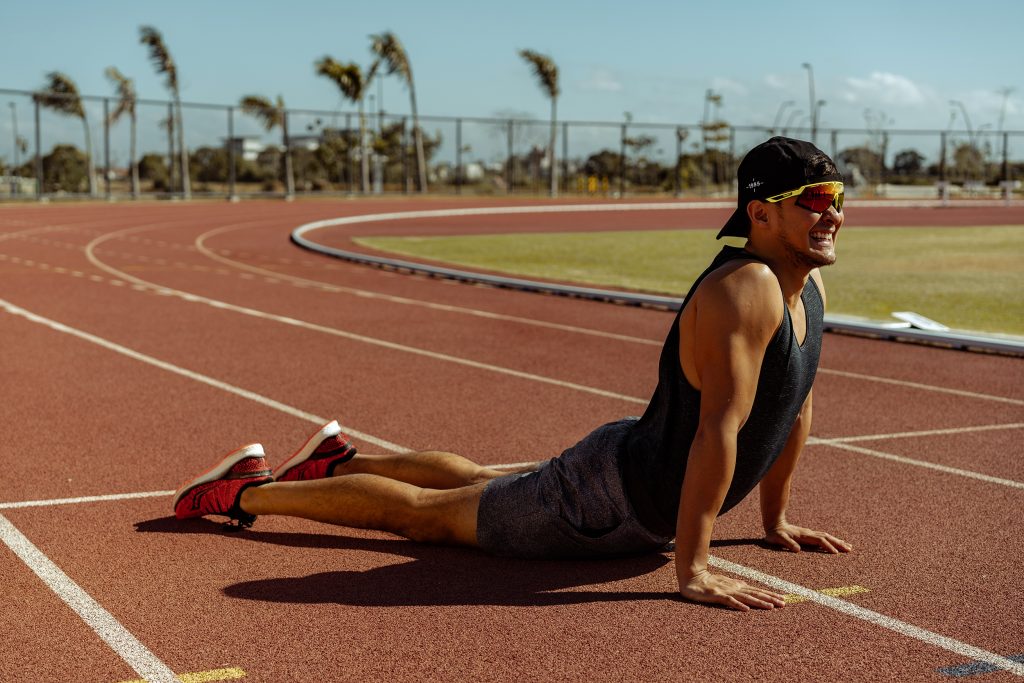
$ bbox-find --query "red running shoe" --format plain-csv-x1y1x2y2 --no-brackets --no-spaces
173,443,273,527
274,420,358,482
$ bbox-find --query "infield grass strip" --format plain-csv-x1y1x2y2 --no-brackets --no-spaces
356,225,1024,335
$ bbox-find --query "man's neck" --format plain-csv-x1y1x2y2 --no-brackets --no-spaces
741,244,811,307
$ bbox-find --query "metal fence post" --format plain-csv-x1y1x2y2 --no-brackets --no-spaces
619,123,627,197
167,102,176,196
283,109,294,200
227,106,237,201
675,126,683,197
103,98,111,200
402,117,410,194
455,117,462,195
34,98,42,199
506,119,514,194
346,112,355,196
562,121,569,194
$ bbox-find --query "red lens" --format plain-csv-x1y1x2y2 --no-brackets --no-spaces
796,189,841,213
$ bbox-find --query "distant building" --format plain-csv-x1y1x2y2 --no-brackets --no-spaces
222,136,267,162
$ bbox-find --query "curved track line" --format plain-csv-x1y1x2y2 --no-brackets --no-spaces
84,225,647,406
0,297,410,455
78,226,1024,487
815,422,1024,444
821,441,1024,489
193,223,659,346
710,557,1024,677
0,514,178,682
293,205,1023,405
818,369,1023,407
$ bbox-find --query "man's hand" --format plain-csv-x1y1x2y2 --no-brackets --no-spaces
765,522,853,554
679,570,787,612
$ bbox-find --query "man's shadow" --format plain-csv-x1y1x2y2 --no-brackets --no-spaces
137,516,689,607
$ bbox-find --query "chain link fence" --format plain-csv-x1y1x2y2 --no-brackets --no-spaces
2,87,1021,201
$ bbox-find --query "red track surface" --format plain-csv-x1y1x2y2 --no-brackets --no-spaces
0,199,1021,682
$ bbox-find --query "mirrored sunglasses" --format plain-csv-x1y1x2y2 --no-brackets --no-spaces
765,181,844,213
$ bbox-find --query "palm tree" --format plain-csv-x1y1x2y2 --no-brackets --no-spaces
240,95,294,198
519,49,560,197
316,56,376,193
34,72,95,196
139,25,190,199
105,67,139,198
370,31,427,192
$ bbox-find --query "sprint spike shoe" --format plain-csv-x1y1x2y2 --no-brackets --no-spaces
274,420,358,482
173,444,273,529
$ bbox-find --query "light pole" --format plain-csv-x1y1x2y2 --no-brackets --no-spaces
771,100,795,134
802,62,817,143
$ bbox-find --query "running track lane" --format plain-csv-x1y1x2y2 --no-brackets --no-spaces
0,200,1019,679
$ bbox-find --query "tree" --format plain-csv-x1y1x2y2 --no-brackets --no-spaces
518,49,559,197
240,94,295,197
139,26,190,199
316,56,376,194
105,66,139,198
892,149,925,179
370,31,427,193
33,72,95,196
41,144,88,193
137,152,169,190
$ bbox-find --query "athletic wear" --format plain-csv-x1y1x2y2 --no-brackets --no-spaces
173,444,273,527
274,420,358,482
475,245,824,556
476,418,672,559
620,246,823,537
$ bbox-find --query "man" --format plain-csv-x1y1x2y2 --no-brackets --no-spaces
174,136,851,612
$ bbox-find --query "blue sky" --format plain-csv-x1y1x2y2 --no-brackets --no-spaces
2,0,1022,164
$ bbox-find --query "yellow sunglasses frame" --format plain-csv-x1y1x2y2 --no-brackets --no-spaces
764,181,844,211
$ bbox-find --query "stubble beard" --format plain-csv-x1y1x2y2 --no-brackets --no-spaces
780,233,837,269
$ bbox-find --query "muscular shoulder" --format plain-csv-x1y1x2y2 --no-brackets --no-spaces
693,260,784,340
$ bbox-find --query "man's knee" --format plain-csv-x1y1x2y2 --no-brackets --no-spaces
397,486,483,547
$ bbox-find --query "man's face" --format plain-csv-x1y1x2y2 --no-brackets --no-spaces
769,197,844,269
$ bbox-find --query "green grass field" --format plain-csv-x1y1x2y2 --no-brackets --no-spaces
356,226,1024,336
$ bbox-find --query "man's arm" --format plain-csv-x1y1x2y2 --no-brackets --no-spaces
759,390,853,554
674,263,787,611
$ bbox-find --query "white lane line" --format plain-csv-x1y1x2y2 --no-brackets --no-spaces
83,227,645,406
1,293,1020,675
0,490,176,510
709,556,1024,677
194,223,661,346
819,368,1024,407
0,513,178,682
813,422,1024,445
0,297,411,455
817,441,1024,489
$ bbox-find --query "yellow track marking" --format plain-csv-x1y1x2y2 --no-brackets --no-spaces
116,667,246,683
785,585,870,605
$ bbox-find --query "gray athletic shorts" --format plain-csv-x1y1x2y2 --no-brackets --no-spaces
476,417,673,559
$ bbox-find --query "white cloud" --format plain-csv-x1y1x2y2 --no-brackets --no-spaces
710,77,747,97
763,74,788,90
579,68,623,93
844,72,928,106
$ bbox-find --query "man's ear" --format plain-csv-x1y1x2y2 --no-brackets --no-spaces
747,199,770,229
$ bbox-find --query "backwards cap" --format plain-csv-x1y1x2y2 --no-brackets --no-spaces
717,136,842,239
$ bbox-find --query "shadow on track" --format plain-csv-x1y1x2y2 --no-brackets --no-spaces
136,515,677,607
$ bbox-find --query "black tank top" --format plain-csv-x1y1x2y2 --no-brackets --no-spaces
620,246,824,537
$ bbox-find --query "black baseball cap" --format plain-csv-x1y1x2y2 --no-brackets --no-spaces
717,136,843,239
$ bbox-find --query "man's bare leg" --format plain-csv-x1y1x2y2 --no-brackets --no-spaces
336,451,543,489
239,474,486,546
